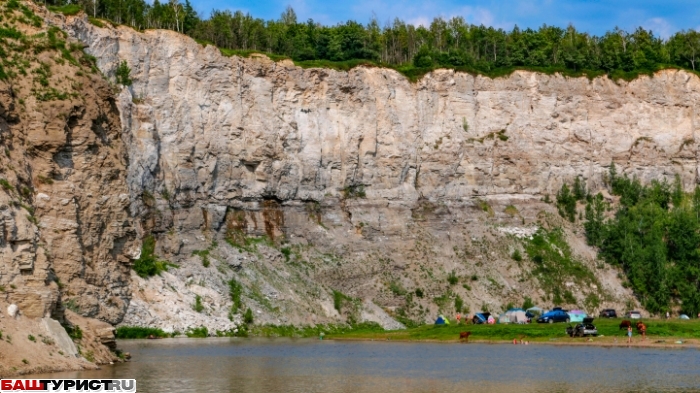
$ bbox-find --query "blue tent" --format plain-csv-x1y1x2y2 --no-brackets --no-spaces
435,315,449,325
472,313,490,324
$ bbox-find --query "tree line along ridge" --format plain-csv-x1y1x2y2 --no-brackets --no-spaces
45,0,700,81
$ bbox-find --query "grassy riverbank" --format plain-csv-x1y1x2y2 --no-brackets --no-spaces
114,319,700,347
324,319,700,344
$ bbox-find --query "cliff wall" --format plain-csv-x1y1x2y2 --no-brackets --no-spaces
40,11,700,332
0,3,137,375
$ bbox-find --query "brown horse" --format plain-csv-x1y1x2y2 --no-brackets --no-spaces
459,331,472,343
636,321,647,339
619,320,632,330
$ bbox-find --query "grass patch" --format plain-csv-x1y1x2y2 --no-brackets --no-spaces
504,205,519,216
48,4,82,16
225,229,273,253
88,17,105,28
192,249,210,267
476,199,494,216
0,179,13,191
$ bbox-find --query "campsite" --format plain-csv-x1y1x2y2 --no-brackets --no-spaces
329,316,700,346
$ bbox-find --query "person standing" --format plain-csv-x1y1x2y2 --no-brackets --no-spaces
627,325,633,344
666,311,670,319
456,312,462,324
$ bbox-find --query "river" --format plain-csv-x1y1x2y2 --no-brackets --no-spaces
33,338,700,392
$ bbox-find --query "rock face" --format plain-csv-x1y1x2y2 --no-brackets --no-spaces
0,3,137,374
0,47,137,324
44,11,700,329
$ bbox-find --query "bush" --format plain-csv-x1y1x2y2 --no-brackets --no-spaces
415,288,424,298
244,308,254,324
512,249,522,262
389,281,407,296
342,184,366,198
525,228,598,304
522,296,535,310
447,271,458,285
193,295,204,313
280,247,291,262
132,235,175,277
333,290,352,313
185,326,209,338
556,183,577,222
228,278,243,314
454,295,464,313
115,60,132,86
115,326,167,339
63,324,82,340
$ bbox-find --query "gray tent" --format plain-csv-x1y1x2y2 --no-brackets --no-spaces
497,313,511,324
506,309,528,323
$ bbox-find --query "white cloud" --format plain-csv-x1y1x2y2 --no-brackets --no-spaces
643,17,674,39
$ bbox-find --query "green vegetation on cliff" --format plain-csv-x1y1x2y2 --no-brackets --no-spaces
132,235,177,278
553,166,700,317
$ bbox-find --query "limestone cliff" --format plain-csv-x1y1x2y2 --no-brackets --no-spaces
41,10,700,333
43,10,700,332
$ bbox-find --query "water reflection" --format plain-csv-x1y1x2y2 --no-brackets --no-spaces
33,338,700,393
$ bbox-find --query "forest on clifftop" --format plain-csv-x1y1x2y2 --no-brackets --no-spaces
45,0,700,80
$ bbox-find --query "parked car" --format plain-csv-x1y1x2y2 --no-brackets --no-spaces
600,309,617,318
625,311,642,319
537,309,570,323
566,317,598,337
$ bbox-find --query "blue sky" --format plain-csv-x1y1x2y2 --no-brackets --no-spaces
190,0,700,38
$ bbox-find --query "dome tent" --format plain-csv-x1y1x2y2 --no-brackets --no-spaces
435,315,450,325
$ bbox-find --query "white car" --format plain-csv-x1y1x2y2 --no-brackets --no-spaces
625,311,642,319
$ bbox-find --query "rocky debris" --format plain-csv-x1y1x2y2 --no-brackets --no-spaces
497,226,539,238
42,317,78,357
118,271,241,335
360,300,406,331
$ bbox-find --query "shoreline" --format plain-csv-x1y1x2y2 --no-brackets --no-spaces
328,336,700,349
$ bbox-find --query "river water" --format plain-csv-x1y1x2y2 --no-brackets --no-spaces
34,338,700,392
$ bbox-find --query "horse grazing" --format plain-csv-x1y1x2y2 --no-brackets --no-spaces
619,320,632,330
636,321,647,338
459,331,472,343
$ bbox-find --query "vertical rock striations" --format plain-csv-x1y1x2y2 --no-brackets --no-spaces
39,10,700,330
0,2,137,375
